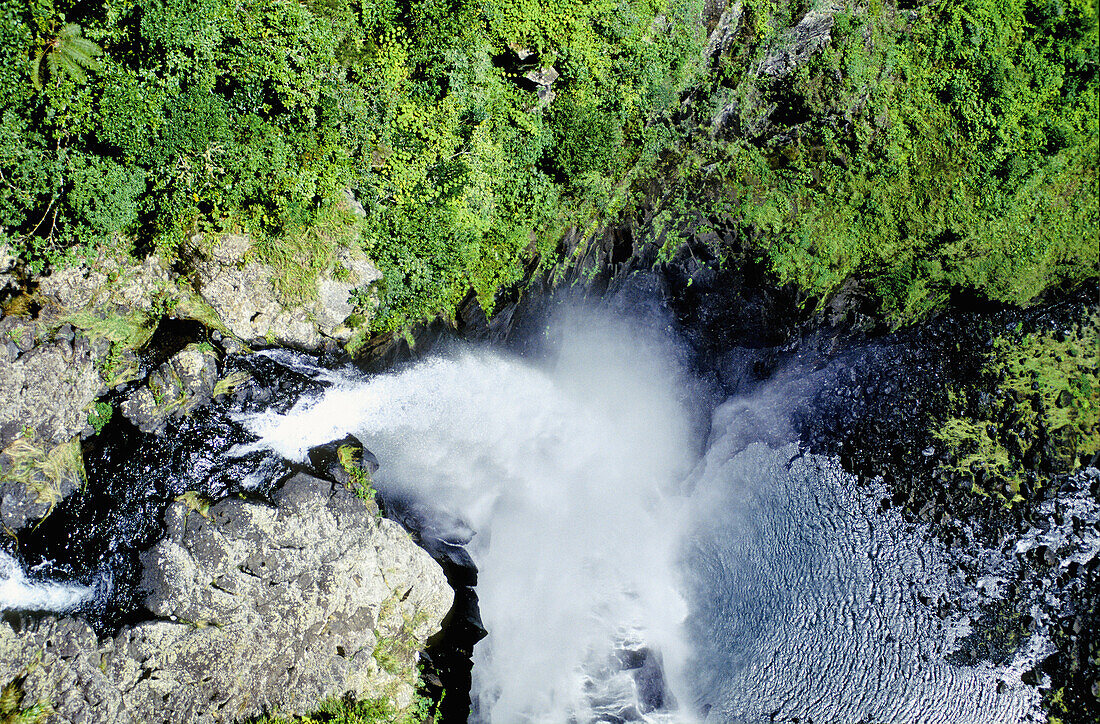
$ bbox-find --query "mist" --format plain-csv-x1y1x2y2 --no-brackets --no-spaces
242,305,702,721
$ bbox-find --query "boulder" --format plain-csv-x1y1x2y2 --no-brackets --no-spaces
36,255,172,321
120,344,220,434
0,472,453,723
188,234,382,350
0,437,85,533
0,616,125,723
0,333,103,449
307,434,381,487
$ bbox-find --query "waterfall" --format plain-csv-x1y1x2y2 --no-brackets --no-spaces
241,307,699,721
234,302,1045,723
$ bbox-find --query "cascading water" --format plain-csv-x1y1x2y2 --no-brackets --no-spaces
0,550,91,611
238,302,1049,723
240,307,701,721
4,285,1083,723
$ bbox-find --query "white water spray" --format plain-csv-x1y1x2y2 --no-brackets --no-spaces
0,551,91,612
241,303,1046,723
242,308,699,721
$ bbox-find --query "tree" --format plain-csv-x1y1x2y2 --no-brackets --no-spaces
32,23,102,90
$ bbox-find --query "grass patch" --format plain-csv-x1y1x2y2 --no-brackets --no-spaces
0,677,50,724
337,444,376,504
63,309,156,350
0,435,85,522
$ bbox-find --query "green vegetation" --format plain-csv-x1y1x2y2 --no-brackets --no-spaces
1,0,1095,331
0,678,49,724
0,433,84,521
86,400,111,432
635,0,1099,321
935,309,1099,504
252,690,437,724
1,0,707,333
30,21,101,90
338,444,377,502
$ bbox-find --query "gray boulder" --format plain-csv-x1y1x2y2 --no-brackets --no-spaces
0,319,103,532
0,616,125,724
36,255,172,321
188,234,381,349
0,327,104,450
0,473,453,723
120,344,220,434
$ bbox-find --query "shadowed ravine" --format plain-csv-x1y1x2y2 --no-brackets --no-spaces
236,305,1045,723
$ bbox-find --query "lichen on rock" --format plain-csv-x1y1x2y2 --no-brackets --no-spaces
0,472,452,724
187,234,381,350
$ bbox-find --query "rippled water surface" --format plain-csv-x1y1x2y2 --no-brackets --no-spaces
683,437,1040,722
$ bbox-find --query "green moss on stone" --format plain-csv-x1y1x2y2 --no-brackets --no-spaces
935,309,1099,505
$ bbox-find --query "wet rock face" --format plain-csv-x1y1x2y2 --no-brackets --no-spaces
120,344,220,434
0,472,454,724
189,234,381,350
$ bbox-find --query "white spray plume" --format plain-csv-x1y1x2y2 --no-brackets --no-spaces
241,306,699,722
0,551,91,612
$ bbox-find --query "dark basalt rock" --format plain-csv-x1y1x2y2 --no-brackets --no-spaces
307,433,380,486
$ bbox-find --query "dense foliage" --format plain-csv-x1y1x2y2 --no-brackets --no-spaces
0,0,1096,332
642,0,1099,321
0,0,705,331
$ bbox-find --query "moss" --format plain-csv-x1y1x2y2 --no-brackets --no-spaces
172,289,235,340
63,307,157,386
212,370,252,398
250,690,437,724
337,444,376,503
86,401,113,434
0,294,38,319
935,308,1099,505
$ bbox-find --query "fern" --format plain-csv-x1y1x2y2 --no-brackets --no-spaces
32,23,102,90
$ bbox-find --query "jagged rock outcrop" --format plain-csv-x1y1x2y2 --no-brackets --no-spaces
0,332,104,449
0,322,104,531
120,343,220,434
0,254,180,531
710,2,841,138
188,234,381,350
756,4,839,78
0,241,18,295
0,472,453,723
